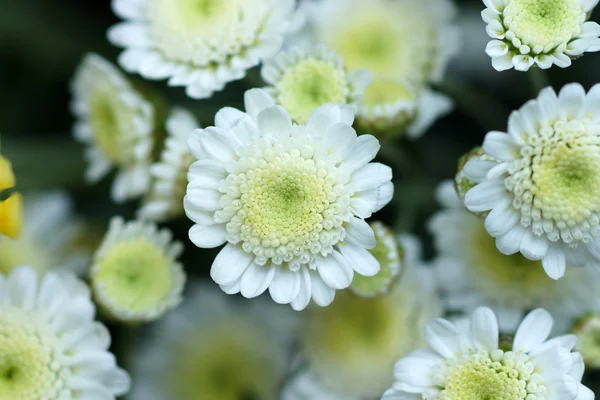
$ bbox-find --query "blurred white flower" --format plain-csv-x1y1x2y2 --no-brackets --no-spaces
138,108,199,221
430,181,600,333
356,78,454,139
184,89,393,310
383,307,593,400
0,266,130,399
90,217,185,323
349,221,403,298
0,192,90,276
464,83,600,280
284,235,442,399
71,53,154,203
262,44,371,124
129,284,296,400
108,0,304,99
483,0,600,71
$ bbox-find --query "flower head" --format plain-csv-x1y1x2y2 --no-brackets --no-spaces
71,53,155,203
90,217,185,322
464,83,600,279
0,266,130,399
431,180,600,333
349,221,404,298
484,0,600,71
0,155,22,239
383,307,593,400
0,192,90,276
356,78,454,139
138,108,199,221
108,0,303,99
129,284,295,400
261,44,371,124
289,235,441,398
184,89,393,310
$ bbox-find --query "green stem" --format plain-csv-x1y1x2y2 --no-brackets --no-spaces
528,67,551,94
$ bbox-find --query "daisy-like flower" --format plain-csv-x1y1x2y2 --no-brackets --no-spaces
90,217,185,323
306,0,459,86
573,313,600,369
0,192,90,276
464,83,600,280
383,307,593,400
483,0,600,71
356,78,454,139
0,266,130,399
261,44,371,124
349,221,404,298
284,235,441,399
108,0,303,99
0,154,22,239
184,89,394,310
138,108,199,221
431,181,600,333
129,284,295,400
71,53,155,203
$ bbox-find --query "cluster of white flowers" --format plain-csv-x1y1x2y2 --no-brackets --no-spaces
12,0,600,397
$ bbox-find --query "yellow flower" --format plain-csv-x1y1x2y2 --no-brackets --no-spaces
0,155,22,239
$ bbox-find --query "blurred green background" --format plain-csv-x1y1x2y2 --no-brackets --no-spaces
2,0,600,395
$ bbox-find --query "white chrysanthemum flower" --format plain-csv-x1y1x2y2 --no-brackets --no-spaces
90,217,185,322
71,53,154,203
108,0,303,99
0,192,90,276
0,266,131,399
483,0,600,71
283,235,442,399
306,0,459,85
261,44,371,124
184,89,394,310
383,307,593,400
464,83,600,280
356,78,454,139
129,284,295,400
138,108,199,221
431,181,600,333
349,221,404,298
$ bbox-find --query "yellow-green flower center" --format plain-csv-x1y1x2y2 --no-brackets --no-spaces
90,87,130,164
216,141,352,267
147,0,269,65
363,80,414,108
506,119,600,244
93,238,174,314
438,350,544,400
165,322,279,400
275,59,349,124
0,310,70,399
503,0,583,49
351,222,403,297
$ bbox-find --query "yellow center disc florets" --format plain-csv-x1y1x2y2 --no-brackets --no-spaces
506,119,600,245
0,309,71,399
215,137,352,268
433,349,546,400
502,0,584,51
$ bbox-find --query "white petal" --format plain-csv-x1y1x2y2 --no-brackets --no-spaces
463,159,497,183
470,307,499,351
316,251,354,290
581,21,600,38
240,263,276,298
268,268,301,304
257,106,293,138
558,83,586,120
349,163,393,194
210,244,253,286
310,272,336,307
344,218,376,249
341,135,380,174
290,267,312,311
214,107,245,130
496,225,527,255
485,40,509,57
356,181,394,214
491,53,515,71
322,123,357,165
464,179,506,212
6,267,38,309
513,308,553,353
189,224,227,248
583,84,600,122
542,244,566,279
484,198,519,237
198,127,239,163
520,231,550,260
483,131,519,161
339,244,381,277
244,89,276,120
512,55,535,71
424,318,467,359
